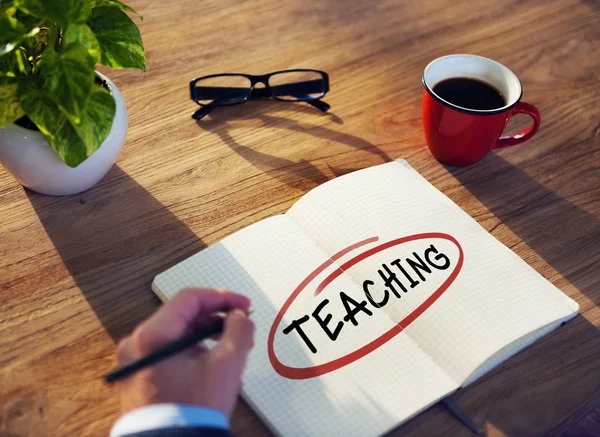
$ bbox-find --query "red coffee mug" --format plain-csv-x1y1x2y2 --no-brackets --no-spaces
422,54,541,166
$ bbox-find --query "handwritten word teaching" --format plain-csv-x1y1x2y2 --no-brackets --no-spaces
283,244,451,354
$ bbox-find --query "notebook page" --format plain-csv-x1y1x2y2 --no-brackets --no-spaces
287,160,578,385
153,214,457,437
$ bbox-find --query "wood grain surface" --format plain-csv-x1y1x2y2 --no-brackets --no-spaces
1,0,599,436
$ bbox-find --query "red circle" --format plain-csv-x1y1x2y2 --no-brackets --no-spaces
268,233,464,379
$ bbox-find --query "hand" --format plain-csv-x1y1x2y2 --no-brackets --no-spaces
114,288,254,416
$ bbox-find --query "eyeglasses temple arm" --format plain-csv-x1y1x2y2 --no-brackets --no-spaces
192,104,215,120
306,99,330,112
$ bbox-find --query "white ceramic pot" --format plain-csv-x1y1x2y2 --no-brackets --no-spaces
0,71,127,196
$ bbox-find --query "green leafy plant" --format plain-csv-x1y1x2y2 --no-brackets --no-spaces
0,0,145,167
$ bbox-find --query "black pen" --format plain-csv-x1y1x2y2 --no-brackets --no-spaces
105,319,225,384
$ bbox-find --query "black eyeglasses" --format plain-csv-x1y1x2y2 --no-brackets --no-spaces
189,69,330,120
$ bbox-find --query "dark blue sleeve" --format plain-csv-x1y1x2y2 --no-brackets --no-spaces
121,427,231,437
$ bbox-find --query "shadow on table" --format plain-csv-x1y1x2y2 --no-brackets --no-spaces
26,165,207,341
391,314,600,437
195,100,392,191
26,164,395,436
26,161,397,434
445,153,600,306
583,0,600,14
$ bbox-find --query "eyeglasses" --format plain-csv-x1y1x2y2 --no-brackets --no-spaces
189,69,330,120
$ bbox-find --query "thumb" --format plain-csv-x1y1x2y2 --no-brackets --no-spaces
216,309,255,359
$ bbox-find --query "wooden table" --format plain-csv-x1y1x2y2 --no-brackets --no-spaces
1,0,599,435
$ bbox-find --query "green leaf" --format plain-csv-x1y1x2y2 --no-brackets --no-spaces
19,82,115,167
0,3,17,15
70,85,115,156
50,87,115,166
63,23,100,63
91,0,142,20
16,0,91,26
41,43,95,124
14,7,44,29
0,78,25,126
0,46,29,75
88,7,145,71
18,81,66,137
0,11,39,56
52,121,88,166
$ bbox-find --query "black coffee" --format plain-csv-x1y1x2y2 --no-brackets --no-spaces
432,77,506,110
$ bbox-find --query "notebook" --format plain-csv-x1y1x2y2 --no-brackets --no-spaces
152,160,578,437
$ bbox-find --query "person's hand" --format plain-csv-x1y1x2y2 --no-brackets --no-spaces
114,288,254,416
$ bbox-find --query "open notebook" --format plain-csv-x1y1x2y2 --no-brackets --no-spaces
152,160,578,437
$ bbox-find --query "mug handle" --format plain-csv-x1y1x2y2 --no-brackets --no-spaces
493,102,541,149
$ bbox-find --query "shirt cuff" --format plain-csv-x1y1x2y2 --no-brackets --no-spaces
110,404,229,437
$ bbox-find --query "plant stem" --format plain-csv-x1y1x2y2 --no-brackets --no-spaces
48,24,60,51
25,38,36,75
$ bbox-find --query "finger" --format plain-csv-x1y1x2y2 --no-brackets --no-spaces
193,315,224,342
133,289,250,353
162,288,251,330
215,309,255,359
208,332,223,342
187,343,208,358
190,313,226,333
159,288,250,332
184,314,224,355
115,336,134,365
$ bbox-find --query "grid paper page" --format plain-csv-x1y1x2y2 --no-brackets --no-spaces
287,160,578,386
153,214,458,437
